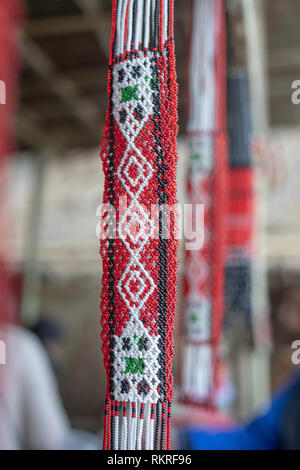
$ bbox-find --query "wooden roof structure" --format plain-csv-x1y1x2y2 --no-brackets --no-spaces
18,0,300,153
18,0,188,152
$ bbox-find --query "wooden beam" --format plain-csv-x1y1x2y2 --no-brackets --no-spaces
269,46,300,71
17,110,63,151
23,1,110,54
26,14,103,37
22,65,108,98
22,37,100,138
74,0,111,54
26,9,111,55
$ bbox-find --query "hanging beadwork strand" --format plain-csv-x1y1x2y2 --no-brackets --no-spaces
225,73,254,333
179,0,228,407
100,0,178,450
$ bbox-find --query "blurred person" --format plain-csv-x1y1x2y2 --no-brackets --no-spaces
270,272,300,389
0,261,69,449
178,274,300,450
180,373,300,450
270,274,300,345
0,316,100,450
30,316,64,373
0,322,69,450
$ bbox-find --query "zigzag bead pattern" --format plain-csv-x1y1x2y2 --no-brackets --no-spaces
100,0,178,450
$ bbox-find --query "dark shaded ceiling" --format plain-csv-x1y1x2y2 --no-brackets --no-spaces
18,0,299,153
19,0,188,152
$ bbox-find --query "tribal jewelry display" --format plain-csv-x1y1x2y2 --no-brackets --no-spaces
225,74,254,333
179,0,228,407
100,0,178,450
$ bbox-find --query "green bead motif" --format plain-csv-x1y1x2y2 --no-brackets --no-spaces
189,312,198,324
121,85,139,102
191,152,202,161
125,357,144,374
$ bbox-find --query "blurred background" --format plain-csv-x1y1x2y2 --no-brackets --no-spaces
1,0,300,449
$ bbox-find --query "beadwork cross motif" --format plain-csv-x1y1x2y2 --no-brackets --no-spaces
111,55,161,404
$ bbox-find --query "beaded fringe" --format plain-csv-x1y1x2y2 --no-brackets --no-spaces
103,399,172,450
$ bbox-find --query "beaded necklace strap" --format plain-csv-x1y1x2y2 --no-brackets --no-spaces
179,0,228,408
100,0,178,450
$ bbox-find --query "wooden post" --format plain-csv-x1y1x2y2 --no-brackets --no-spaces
20,151,46,326
243,0,269,131
241,0,271,416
